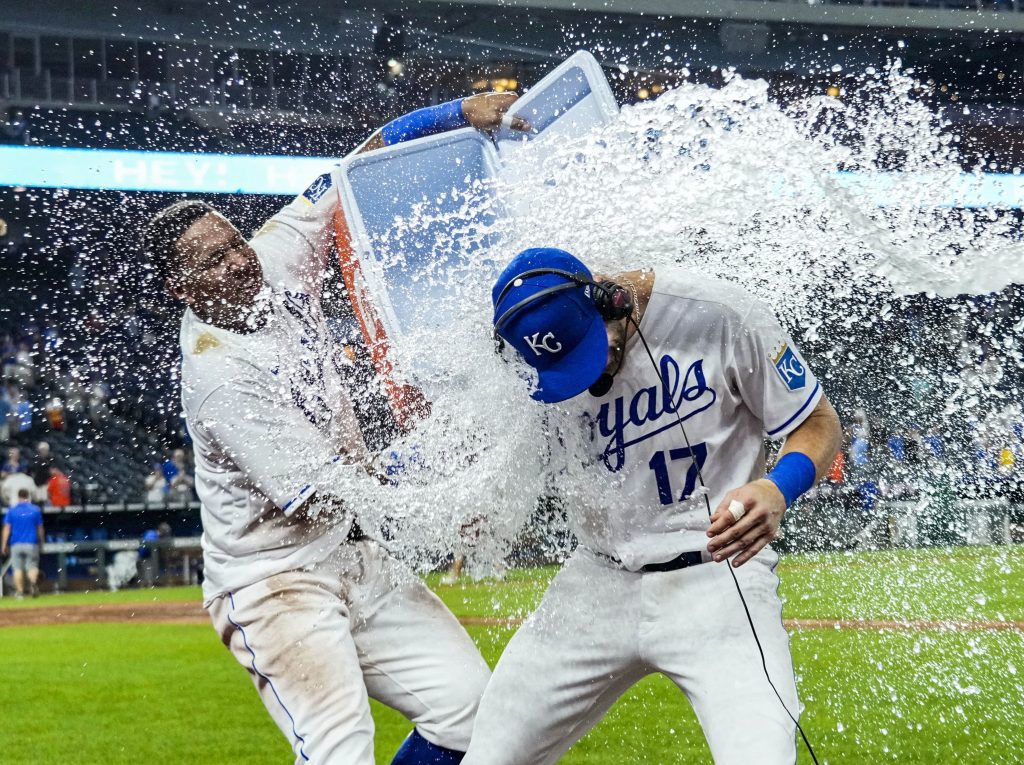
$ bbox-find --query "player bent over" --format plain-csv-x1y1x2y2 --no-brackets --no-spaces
466,248,842,764
141,94,524,765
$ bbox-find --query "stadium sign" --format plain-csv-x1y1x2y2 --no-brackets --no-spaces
0,145,1021,207
0,145,332,196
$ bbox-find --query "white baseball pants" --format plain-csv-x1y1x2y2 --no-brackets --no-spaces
464,548,799,765
208,539,491,765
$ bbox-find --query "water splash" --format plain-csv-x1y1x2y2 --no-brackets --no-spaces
356,64,1023,570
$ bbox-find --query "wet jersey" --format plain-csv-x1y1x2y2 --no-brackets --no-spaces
180,169,373,602
562,271,822,570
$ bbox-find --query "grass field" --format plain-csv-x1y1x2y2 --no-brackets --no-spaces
3,546,1023,764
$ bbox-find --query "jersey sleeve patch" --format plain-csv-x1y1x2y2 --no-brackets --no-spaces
771,343,806,391
301,173,332,205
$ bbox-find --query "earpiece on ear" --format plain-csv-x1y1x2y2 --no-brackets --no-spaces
593,280,633,322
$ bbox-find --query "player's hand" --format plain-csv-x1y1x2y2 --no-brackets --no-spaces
462,92,530,133
706,479,786,567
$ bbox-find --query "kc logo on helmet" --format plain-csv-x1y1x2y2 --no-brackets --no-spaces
524,332,562,356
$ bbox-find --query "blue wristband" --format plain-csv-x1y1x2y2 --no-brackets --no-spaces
767,452,816,508
380,99,468,146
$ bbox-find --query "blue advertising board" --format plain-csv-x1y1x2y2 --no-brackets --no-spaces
0,145,332,195
0,145,1020,207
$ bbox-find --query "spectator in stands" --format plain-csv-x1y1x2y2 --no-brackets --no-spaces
59,367,87,423
998,442,1016,482
904,425,923,468
847,420,878,518
0,394,10,444
164,448,195,501
12,393,32,433
68,257,90,295
139,521,173,586
883,429,916,500
44,397,66,431
2,446,27,475
9,341,34,388
1,383,16,419
1009,423,1024,540
169,470,195,501
47,466,71,509
87,376,110,424
0,340,16,382
1,109,31,145
972,431,1013,499
40,325,60,375
887,431,906,463
848,426,869,473
1,487,44,598
922,430,945,460
144,463,168,504
29,441,55,502
13,397,31,434
162,448,183,483
164,448,185,479
1,466,35,509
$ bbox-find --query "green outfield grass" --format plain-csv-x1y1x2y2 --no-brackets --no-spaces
3,545,1023,764
424,544,1024,623
0,584,201,608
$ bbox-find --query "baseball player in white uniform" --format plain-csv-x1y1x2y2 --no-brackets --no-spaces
141,94,525,765
468,247,842,764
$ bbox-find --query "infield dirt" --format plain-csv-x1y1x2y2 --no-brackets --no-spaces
2,600,1022,631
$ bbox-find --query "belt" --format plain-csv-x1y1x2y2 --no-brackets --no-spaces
592,548,709,573
640,550,708,573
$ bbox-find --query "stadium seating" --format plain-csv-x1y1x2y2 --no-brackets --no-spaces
4,105,361,157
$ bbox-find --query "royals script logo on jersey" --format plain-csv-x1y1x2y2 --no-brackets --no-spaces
593,354,717,472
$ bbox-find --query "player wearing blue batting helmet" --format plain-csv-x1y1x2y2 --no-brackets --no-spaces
492,247,611,403
470,244,843,765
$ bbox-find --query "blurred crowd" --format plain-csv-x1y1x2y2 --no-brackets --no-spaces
810,405,1024,516
0,303,195,509
2,326,112,435
0,442,68,509
0,440,195,510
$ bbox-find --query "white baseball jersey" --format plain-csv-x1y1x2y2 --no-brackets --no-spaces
181,169,373,603
559,270,822,570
